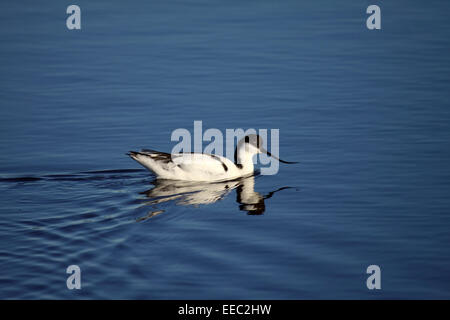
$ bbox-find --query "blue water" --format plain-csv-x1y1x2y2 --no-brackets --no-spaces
1,0,450,299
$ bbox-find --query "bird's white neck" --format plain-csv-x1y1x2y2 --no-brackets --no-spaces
235,148,256,174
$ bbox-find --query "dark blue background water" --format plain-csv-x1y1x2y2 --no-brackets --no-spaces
1,0,450,299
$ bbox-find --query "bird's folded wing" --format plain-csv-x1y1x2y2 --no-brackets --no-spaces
171,153,229,174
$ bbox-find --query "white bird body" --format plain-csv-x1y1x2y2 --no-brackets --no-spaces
128,134,295,182
128,150,254,182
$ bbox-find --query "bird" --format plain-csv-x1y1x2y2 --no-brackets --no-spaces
127,134,297,182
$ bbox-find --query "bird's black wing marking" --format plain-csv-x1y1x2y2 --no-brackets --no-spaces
209,154,228,171
128,150,173,164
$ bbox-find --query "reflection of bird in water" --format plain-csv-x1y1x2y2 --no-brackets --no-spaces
235,176,291,215
137,175,292,220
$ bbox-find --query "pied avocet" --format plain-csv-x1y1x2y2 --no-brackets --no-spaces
128,134,296,181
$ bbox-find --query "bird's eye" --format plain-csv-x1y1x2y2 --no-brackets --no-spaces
245,136,249,143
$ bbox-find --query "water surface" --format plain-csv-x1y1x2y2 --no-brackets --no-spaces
1,0,450,299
